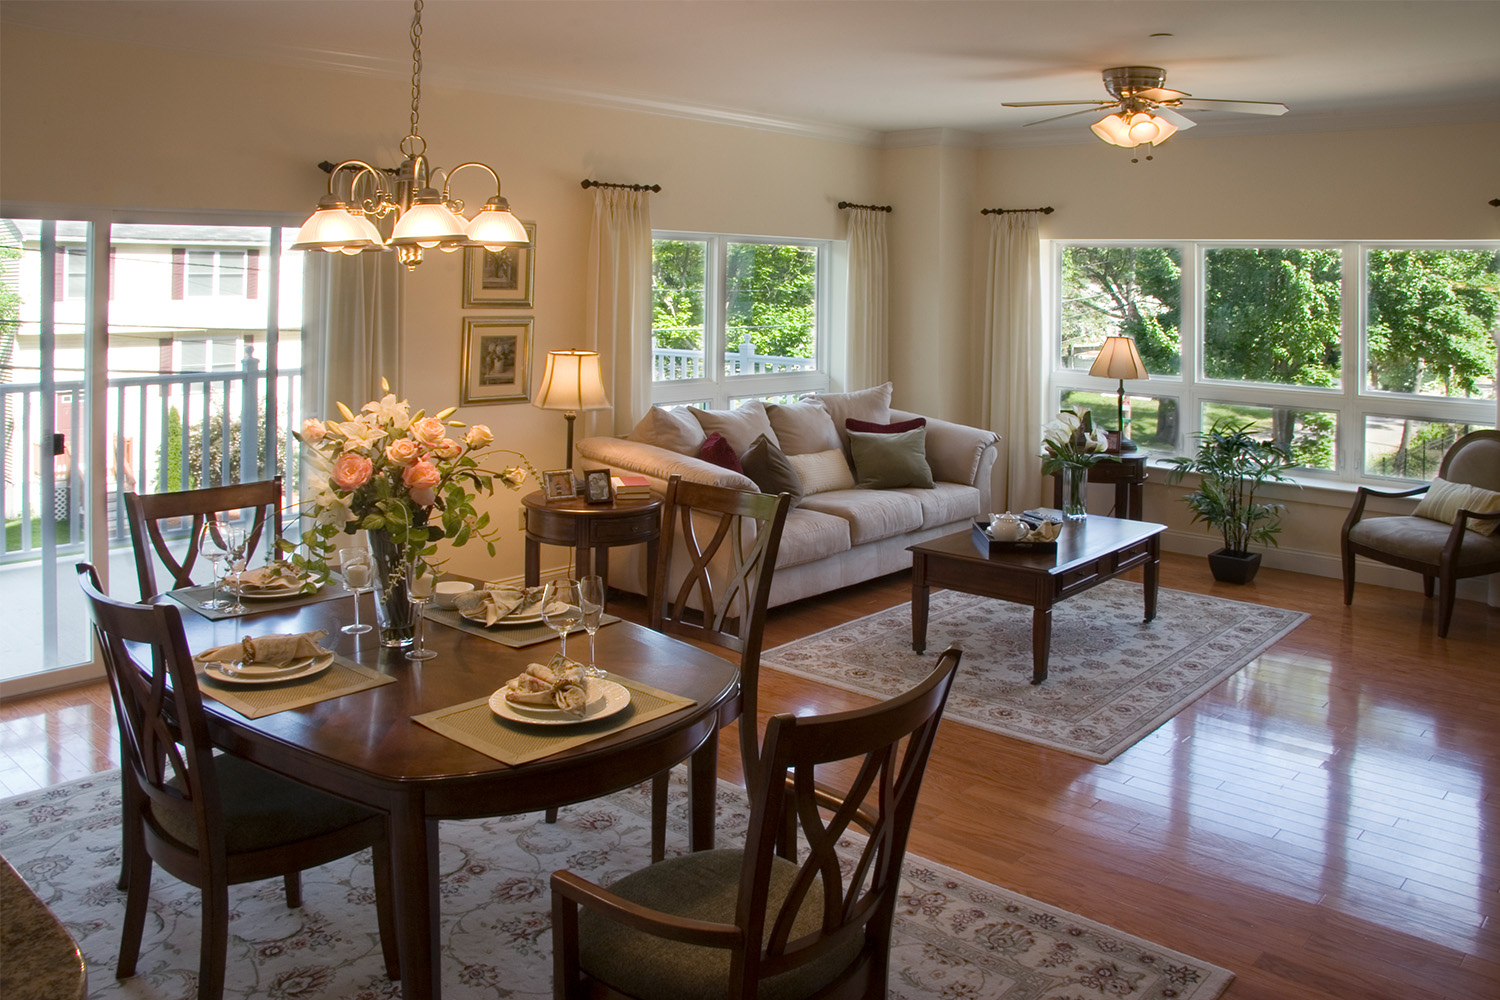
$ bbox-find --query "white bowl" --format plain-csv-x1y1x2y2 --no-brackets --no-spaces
433,580,475,610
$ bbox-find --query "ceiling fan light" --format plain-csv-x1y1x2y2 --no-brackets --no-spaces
1126,112,1176,146
1090,112,1134,146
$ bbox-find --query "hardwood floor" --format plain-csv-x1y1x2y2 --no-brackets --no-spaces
3,553,1496,999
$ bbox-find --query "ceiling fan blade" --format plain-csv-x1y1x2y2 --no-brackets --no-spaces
1153,106,1197,130
1175,99,1289,116
1024,107,1116,126
1137,87,1190,102
1002,100,1115,108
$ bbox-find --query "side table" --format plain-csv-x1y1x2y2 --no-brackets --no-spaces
1051,450,1149,519
522,491,662,598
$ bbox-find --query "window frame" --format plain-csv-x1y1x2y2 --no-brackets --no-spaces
650,230,831,410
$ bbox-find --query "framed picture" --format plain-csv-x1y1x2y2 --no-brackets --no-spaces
462,221,536,307
582,469,614,505
543,470,577,502
460,317,533,405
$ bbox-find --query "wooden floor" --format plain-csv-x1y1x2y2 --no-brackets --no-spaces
3,553,1496,999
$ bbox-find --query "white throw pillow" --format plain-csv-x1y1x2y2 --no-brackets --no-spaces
766,400,842,456
803,382,894,452
1413,476,1500,536
689,400,780,455
788,448,856,494
627,406,706,455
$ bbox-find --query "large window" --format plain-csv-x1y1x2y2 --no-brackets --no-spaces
651,232,829,408
1053,242,1498,483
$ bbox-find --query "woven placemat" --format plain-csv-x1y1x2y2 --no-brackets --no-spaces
425,607,620,648
412,677,696,766
169,584,346,621
197,656,395,719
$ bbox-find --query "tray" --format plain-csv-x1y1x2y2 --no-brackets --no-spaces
971,520,1059,556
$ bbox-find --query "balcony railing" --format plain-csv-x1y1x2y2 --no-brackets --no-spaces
651,336,816,382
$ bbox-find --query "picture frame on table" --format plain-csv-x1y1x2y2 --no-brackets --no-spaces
582,469,614,505
543,470,578,502
460,317,533,405
461,221,536,308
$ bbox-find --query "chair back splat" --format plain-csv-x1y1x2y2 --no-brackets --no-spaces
124,477,284,600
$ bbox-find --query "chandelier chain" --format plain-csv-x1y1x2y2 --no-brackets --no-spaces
409,0,424,139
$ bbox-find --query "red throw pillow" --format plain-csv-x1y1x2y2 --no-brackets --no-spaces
698,432,743,473
846,416,927,435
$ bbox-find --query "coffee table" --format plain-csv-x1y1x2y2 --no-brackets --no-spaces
909,515,1166,684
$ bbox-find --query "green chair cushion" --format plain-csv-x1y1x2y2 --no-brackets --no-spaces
577,848,862,1000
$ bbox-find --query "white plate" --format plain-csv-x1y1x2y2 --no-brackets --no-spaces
461,600,569,628
489,679,630,726
194,652,335,685
225,579,308,600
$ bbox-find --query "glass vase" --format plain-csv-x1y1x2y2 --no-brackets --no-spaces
367,529,415,647
1061,465,1088,521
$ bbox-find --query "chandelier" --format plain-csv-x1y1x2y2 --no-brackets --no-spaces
291,0,528,270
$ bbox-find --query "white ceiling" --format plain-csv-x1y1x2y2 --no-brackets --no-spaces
5,0,1500,147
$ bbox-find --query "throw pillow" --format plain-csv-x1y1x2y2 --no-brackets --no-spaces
1413,476,1500,536
627,405,707,455
698,432,743,473
804,382,893,444
848,426,935,489
845,416,927,435
788,448,857,494
766,400,842,455
740,434,804,502
689,400,780,455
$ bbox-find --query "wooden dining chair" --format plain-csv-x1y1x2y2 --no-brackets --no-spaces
123,477,285,600
76,563,399,1000
552,646,961,1000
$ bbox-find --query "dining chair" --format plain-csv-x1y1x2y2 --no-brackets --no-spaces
551,646,961,1000
1341,429,1500,637
123,477,285,600
76,563,399,1000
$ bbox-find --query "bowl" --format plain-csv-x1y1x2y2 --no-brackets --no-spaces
433,580,475,610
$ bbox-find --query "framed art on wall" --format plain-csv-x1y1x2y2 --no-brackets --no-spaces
460,317,533,405
462,221,536,307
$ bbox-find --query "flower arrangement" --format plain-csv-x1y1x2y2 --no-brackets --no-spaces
1039,406,1118,475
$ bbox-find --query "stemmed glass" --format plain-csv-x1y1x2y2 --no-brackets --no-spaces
405,557,438,661
221,524,248,615
196,515,231,610
338,543,374,636
541,579,583,662
578,575,606,678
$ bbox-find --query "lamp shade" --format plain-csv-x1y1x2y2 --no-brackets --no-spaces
388,190,468,248
290,197,388,253
1090,111,1177,148
466,198,531,250
535,351,611,412
1089,335,1150,381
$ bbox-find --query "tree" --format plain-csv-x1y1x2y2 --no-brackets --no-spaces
1061,247,1182,375
726,243,816,360
651,240,705,351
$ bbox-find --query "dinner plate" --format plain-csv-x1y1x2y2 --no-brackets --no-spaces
225,579,308,600
194,652,335,685
460,600,569,627
489,679,630,726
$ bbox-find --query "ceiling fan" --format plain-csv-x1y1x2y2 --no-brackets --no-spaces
1003,66,1289,147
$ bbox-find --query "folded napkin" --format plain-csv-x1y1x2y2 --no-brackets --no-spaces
234,563,305,591
197,629,329,666
502,657,589,715
455,585,546,626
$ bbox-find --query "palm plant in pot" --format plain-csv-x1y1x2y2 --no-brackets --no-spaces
1165,418,1297,584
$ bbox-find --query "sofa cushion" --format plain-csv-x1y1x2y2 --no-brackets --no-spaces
849,426,935,489
1348,513,1500,566
805,382,893,452
628,405,706,455
741,434,804,502
697,432,743,473
767,401,842,455
788,448,856,494
690,400,779,455
773,507,852,569
799,489,924,546
894,482,983,529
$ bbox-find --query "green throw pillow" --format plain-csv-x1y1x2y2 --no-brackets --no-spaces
741,434,805,503
848,427,934,489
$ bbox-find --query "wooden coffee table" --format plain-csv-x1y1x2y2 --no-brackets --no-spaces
909,515,1166,684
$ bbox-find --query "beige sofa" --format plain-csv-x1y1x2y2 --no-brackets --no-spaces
576,384,1000,609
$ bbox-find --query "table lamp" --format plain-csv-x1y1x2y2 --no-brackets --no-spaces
534,349,611,473
1088,335,1150,452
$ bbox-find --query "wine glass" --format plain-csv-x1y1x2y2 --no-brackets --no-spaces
220,524,248,615
405,558,438,661
541,579,583,661
578,575,606,678
338,544,374,636
196,515,230,610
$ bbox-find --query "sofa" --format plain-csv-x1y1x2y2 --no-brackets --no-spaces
576,383,1000,609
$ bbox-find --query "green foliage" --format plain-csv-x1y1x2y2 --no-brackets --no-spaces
1366,249,1499,396
1204,248,1342,389
1165,419,1297,555
652,240,705,350
186,405,283,488
160,406,184,491
1061,247,1182,375
652,240,818,361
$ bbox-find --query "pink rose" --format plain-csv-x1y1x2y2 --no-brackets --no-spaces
430,437,463,460
301,418,326,443
331,453,373,490
411,417,447,444
403,460,441,506
464,424,493,448
385,437,423,466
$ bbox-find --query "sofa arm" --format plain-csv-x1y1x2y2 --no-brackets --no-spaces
891,409,1000,510
576,436,759,494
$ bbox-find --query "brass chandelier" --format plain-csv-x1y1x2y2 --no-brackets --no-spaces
291,0,528,270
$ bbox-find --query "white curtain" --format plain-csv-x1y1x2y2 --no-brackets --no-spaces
585,187,653,436
845,207,889,389
980,211,1044,513
300,252,399,421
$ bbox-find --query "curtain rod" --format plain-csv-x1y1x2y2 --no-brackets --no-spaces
580,179,661,192
838,201,893,212
980,206,1054,216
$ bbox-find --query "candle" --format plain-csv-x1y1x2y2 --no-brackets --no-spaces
409,572,434,598
344,562,371,588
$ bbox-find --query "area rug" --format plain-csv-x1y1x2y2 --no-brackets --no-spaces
1,771,1233,1000
763,580,1308,763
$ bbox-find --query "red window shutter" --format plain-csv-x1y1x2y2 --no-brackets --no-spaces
53,249,64,295
246,249,260,299
171,248,185,299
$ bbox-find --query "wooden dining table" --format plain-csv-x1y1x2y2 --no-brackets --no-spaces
160,587,738,1000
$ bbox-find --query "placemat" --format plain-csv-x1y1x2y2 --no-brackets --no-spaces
196,656,396,719
425,607,621,648
412,676,696,766
169,583,346,621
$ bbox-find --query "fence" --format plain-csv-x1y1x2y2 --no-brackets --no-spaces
651,338,816,381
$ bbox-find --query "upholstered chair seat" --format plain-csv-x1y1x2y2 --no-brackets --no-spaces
1345,514,1500,568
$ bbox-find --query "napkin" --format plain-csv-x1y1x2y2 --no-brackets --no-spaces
197,629,329,666
234,563,305,592
502,658,589,715
455,585,545,626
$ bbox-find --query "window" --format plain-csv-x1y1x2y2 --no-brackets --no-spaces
174,247,257,299
1053,241,1498,483
651,232,829,408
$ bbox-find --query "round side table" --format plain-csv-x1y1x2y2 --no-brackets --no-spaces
522,491,662,599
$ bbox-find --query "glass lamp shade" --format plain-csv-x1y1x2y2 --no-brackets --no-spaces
1091,111,1177,148
535,351,611,412
466,198,530,250
290,198,388,252
388,190,469,248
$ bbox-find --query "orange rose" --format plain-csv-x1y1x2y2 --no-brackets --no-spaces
411,416,447,444
404,460,441,506
385,437,423,466
331,453,373,490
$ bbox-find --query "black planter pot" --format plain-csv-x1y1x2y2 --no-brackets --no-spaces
1208,548,1262,584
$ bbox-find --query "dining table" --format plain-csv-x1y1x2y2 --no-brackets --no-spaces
158,581,739,1000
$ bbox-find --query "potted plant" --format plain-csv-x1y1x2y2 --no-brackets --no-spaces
1165,418,1297,584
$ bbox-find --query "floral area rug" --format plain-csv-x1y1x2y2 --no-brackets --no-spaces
1,770,1233,1000
764,581,1308,762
